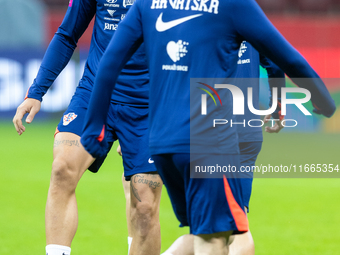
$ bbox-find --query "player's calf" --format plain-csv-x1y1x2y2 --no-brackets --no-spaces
46,133,94,247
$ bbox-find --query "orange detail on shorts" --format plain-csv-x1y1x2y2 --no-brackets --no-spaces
54,127,59,137
96,125,105,142
223,175,249,232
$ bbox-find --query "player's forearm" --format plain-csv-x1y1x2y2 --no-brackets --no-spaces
283,56,335,117
26,33,76,101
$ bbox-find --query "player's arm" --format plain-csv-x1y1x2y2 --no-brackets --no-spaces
230,0,336,118
260,55,286,133
13,0,96,134
81,1,144,158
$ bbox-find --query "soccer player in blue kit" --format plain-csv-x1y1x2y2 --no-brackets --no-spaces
160,41,286,255
81,0,336,253
12,0,163,255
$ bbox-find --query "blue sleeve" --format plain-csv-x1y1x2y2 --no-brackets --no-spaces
260,55,285,119
229,0,336,117
81,0,144,158
26,0,96,101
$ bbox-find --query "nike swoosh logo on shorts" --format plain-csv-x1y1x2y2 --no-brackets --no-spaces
148,158,154,164
155,13,203,32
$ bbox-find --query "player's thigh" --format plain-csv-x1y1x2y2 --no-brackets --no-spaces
53,132,94,178
53,91,94,173
52,91,113,177
108,105,156,179
130,172,163,206
152,154,188,226
186,154,247,235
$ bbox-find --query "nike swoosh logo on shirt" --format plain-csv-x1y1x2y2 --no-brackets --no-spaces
155,13,203,32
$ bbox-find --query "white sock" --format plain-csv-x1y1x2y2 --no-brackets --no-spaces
128,237,133,255
46,244,71,255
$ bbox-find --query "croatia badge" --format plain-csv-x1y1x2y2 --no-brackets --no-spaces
63,113,77,126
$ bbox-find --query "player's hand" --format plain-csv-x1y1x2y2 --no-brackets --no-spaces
117,144,122,156
13,98,41,135
264,114,284,133
80,134,109,159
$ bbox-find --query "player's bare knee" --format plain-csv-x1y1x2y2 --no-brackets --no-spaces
50,157,79,191
134,200,154,220
129,173,161,233
131,200,157,237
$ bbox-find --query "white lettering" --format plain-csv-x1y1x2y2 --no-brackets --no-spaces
104,23,118,30
162,64,188,71
281,87,312,116
152,0,219,13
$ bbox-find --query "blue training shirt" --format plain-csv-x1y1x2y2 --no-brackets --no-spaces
26,0,149,107
81,0,336,158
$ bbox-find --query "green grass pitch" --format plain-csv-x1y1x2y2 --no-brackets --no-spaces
1,120,339,254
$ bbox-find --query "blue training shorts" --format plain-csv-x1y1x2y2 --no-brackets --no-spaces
56,90,156,179
152,153,249,235
238,141,262,212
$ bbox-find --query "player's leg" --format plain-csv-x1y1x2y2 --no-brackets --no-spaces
190,175,245,255
122,173,133,253
194,231,233,255
118,145,134,253
46,93,113,255
163,142,261,255
154,153,247,255
111,104,162,255
163,232,252,255
129,172,162,255
162,232,252,255
121,164,162,255
163,231,253,255
122,171,162,255
46,131,94,249
152,154,189,255
228,229,254,255
228,141,262,255
161,235,194,255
